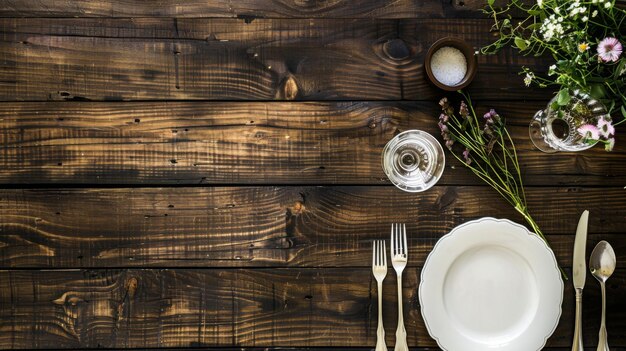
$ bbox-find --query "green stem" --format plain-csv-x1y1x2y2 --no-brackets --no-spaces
515,206,569,280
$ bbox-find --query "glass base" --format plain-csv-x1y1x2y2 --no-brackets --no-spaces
382,130,445,192
529,111,558,154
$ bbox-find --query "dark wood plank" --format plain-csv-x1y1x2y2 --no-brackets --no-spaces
0,186,624,268
0,18,546,101
0,101,623,186
0,0,486,18
0,268,624,348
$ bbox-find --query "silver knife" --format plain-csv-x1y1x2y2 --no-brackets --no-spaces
572,210,589,351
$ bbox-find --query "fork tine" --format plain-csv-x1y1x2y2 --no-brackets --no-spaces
390,224,395,255
396,223,400,255
374,240,378,266
383,240,387,266
375,240,379,266
372,240,376,267
378,240,382,266
403,223,408,255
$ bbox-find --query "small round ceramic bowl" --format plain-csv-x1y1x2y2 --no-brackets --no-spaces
424,37,477,91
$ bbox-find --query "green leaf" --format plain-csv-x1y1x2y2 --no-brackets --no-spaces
590,84,606,99
621,105,626,118
550,100,560,111
608,100,615,114
556,89,570,106
614,60,626,79
514,37,528,51
527,10,542,16
488,0,495,5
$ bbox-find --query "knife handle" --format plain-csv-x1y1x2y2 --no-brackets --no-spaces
572,288,584,351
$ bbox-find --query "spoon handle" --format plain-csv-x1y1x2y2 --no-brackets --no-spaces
572,288,584,351
597,282,609,351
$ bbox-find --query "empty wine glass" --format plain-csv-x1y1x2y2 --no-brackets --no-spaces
529,90,609,153
382,130,445,192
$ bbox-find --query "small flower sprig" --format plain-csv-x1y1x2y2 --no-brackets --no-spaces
578,115,616,150
438,91,566,277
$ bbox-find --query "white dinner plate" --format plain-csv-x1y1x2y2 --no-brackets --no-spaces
419,217,563,351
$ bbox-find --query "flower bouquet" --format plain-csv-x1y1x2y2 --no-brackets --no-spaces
438,93,545,243
481,0,625,150
438,92,567,277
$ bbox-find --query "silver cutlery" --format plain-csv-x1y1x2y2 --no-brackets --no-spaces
590,241,616,351
572,210,589,351
372,240,387,351
391,223,409,351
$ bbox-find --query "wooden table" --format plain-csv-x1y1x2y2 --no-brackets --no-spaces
0,1,624,350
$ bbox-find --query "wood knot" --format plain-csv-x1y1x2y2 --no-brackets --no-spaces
383,39,410,60
125,277,138,299
282,76,299,100
435,187,457,211
293,201,305,214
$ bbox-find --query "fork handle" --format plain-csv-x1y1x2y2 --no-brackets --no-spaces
376,281,386,351
395,274,408,351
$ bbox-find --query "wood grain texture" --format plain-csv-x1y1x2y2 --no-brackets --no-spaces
0,268,624,349
0,18,547,101
0,0,491,18
0,186,624,268
1,101,624,186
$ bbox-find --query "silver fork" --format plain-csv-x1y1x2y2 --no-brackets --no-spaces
372,240,387,351
391,223,408,351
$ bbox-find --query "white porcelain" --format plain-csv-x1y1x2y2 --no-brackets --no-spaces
419,217,563,351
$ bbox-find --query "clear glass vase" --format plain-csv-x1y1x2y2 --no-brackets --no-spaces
382,130,445,192
529,90,610,153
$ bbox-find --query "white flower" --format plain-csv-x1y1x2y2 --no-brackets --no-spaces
597,117,615,138
592,10,598,17
540,16,568,41
578,124,600,140
524,73,534,87
548,64,557,75
582,16,589,22
606,138,615,151
537,0,543,7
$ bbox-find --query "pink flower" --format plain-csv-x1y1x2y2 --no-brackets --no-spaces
597,117,615,138
445,139,454,150
578,124,600,140
462,149,472,165
605,137,615,152
597,37,622,62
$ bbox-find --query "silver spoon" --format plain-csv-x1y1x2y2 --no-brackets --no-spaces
589,240,616,351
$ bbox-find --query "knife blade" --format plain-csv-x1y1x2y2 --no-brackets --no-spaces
571,210,588,351
573,210,589,288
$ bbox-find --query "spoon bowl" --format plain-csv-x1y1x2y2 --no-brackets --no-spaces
589,240,616,351
590,240,616,282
